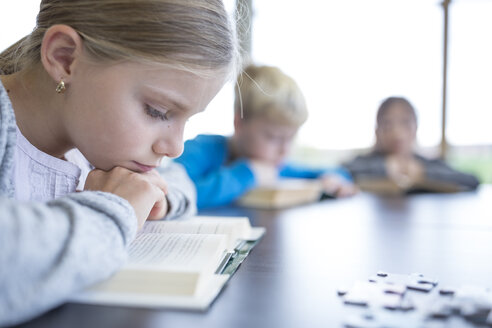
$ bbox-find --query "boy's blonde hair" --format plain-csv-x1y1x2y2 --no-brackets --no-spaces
0,0,240,78
234,64,308,126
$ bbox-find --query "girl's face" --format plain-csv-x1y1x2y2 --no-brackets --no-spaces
63,61,225,172
234,117,299,166
375,103,417,156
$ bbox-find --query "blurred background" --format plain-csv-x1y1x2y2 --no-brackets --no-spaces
1,0,491,182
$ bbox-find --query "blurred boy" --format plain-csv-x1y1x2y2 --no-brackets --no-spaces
175,64,356,209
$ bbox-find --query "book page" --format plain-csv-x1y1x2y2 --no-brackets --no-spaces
127,233,227,274
193,217,265,242
140,217,253,249
71,218,265,307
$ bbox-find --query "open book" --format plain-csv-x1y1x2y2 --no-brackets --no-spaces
356,177,465,195
237,178,325,209
70,216,265,310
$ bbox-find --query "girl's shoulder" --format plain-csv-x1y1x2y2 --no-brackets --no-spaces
0,80,16,126
0,80,18,197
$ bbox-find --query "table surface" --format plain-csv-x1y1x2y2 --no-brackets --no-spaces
16,186,492,328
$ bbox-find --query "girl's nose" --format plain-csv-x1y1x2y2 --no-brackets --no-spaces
152,128,184,158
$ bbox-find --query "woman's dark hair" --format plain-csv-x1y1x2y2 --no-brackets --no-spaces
376,96,417,125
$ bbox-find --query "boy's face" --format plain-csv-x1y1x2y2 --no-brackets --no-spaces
375,102,417,156
234,117,299,166
64,60,225,172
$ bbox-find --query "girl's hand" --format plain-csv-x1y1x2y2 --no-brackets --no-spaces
143,169,169,221
84,167,168,228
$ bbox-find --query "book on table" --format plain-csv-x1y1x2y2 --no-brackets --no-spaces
70,216,265,310
356,177,465,194
237,178,326,209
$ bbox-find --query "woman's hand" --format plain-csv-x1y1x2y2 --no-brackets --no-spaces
385,155,425,189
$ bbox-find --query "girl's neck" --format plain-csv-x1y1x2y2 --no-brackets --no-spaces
1,67,72,158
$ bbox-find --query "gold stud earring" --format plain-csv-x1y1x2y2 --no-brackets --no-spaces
55,80,66,93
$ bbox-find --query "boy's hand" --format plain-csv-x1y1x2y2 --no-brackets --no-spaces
249,160,278,186
84,167,168,228
320,174,358,198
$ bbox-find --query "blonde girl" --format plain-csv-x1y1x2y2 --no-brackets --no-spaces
0,0,239,325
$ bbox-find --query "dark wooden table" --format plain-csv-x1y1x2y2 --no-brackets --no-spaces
15,186,492,328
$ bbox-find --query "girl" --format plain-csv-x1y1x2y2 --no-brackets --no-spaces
0,0,239,325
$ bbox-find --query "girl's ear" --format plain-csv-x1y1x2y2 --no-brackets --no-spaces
40,24,84,86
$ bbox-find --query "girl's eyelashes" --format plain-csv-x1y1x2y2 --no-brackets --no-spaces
144,104,168,121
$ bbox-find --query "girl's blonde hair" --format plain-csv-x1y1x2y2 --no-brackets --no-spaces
234,64,308,126
0,0,240,77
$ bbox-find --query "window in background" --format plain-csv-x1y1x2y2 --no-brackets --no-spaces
447,0,492,146
182,83,235,141
251,0,443,150
2,1,491,151
0,1,38,52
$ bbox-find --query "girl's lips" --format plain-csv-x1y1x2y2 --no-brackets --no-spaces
133,161,156,173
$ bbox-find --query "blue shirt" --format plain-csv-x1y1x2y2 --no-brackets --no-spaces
174,134,352,209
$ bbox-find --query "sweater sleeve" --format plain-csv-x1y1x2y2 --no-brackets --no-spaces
0,191,137,326
280,163,353,182
174,135,256,209
422,158,480,191
156,161,197,220
194,159,256,209
342,154,388,180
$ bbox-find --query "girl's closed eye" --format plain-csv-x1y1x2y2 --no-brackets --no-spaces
144,104,169,121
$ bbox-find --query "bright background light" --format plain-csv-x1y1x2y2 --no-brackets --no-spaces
1,0,491,151
0,1,38,50
251,0,442,150
447,0,492,146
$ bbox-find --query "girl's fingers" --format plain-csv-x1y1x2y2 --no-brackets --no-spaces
144,169,168,195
